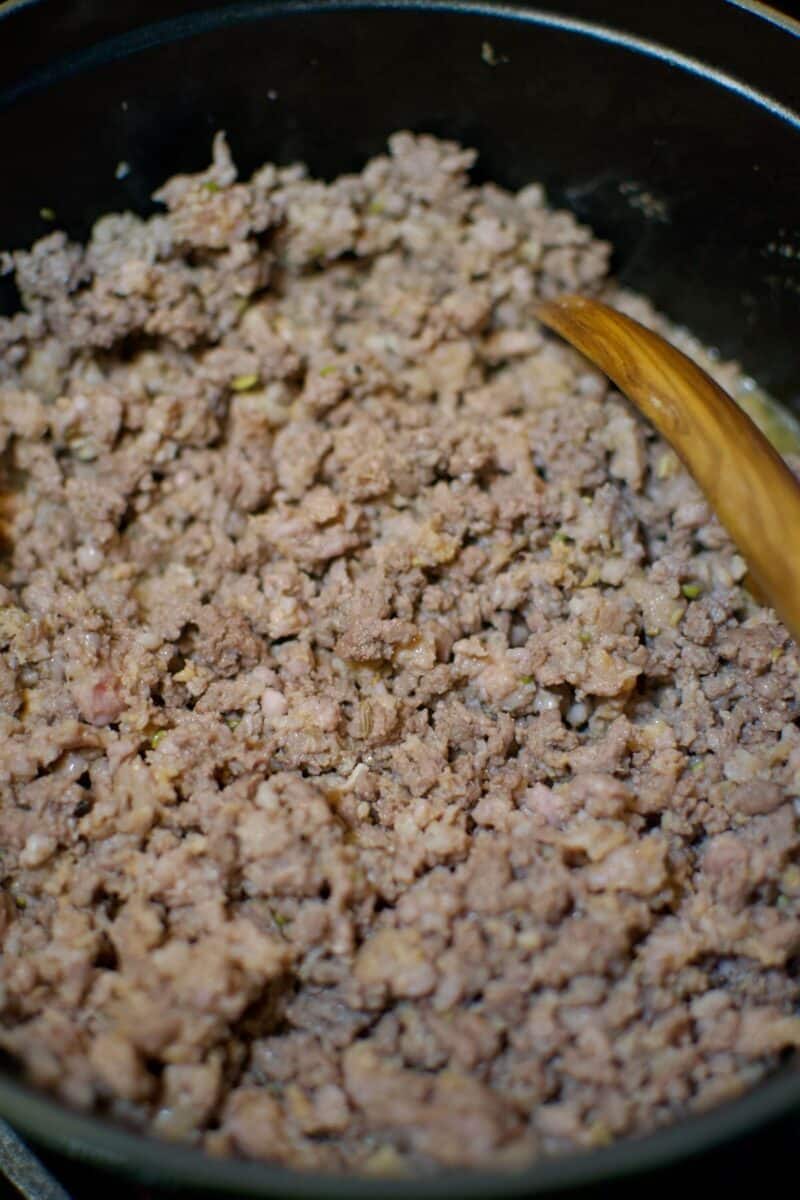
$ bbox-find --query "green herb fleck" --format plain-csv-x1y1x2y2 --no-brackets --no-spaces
39,207,55,222
319,364,337,377
13,894,27,910
656,451,679,480
578,630,592,645
150,730,167,749
224,714,240,730
231,373,259,392
71,438,97,462
586,1121,613,1148
272,911,291,929
520,675,536,686
202,180,220,193
781,864,800,894
681,582,702,600
368,199,385,215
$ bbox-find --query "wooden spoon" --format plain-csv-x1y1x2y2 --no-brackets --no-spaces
534,293,800,644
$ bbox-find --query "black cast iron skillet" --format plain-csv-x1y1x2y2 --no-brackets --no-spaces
0,1,799,1196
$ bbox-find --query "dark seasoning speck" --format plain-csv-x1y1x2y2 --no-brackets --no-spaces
0,132,798,1177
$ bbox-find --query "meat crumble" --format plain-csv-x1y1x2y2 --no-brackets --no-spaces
0,132,798,1175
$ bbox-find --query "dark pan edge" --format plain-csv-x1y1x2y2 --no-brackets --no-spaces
0,1064,798,1198
0,1,798,1195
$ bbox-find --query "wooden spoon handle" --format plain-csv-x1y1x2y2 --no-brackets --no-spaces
535,293,800,644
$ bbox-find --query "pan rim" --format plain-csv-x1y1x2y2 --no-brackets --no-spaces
0,1,798,1194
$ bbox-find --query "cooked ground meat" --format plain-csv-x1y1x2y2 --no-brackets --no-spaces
0,132,798,1176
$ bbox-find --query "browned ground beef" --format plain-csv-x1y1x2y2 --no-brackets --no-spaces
0,133,798,1175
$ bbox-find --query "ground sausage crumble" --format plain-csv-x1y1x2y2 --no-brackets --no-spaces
0,133,798,1175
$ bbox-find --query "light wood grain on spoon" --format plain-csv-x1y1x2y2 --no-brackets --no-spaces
535,293,800,644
